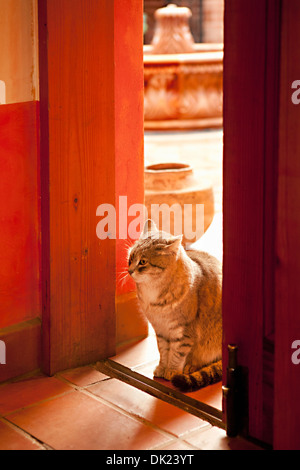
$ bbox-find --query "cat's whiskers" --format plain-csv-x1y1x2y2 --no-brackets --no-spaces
116,267,131,288
121,238,135,261
123,238,134,249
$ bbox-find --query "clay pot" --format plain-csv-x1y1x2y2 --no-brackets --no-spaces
144,163,214,245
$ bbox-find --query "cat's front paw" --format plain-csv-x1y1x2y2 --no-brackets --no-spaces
163,369,181,381
183,364,198,374
153,364,165,378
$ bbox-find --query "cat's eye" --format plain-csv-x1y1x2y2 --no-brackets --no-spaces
139,258,147,266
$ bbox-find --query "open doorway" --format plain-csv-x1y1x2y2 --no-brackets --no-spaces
108,0,224,423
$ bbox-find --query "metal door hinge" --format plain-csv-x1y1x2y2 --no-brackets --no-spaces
222,344,249,438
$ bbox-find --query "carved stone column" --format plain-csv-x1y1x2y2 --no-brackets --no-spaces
151,4,195,54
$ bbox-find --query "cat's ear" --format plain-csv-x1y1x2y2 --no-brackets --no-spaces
165,235,183,253
141,219,158,238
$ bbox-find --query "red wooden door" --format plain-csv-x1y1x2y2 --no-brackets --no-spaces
274,0,300,450
223,0,300,450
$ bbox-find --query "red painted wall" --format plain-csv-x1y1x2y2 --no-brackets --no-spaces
0,101,41,329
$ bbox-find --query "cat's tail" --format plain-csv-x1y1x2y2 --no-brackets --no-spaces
171,360,222,392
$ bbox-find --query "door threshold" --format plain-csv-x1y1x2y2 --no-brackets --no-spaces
96,358,225,430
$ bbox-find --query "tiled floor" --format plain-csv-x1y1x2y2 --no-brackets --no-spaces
111,333,223,411
0,130,263,450
0,333,263,450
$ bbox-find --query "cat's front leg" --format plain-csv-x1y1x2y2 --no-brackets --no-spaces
164,334,193,381
153,334,169,378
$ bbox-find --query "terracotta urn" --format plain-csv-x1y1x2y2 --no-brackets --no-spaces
151,4,195,54
144,163,214,246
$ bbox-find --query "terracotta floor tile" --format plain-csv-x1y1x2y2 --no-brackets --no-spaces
0,420,42,450
114,332,222,413
57,365,109,387
112,335,159,368
7,390,172,450
185,382,222,410
0,375,72,415
136,361,222,411
134,361,159,378
157,439,197,451
88,378,209,437
184,425,263,450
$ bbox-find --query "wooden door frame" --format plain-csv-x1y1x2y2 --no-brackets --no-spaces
38,0,144,375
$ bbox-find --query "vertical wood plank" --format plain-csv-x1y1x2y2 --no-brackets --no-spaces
39,0,116,374
263,0,281,340
114,0,145,297
223,0,267,441
260,0,282,445
274,0,300,450
114,0,148,345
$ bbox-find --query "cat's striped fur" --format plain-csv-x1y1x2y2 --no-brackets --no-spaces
128,220,222,392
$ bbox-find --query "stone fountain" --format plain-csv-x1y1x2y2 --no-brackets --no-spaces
144,4,223,130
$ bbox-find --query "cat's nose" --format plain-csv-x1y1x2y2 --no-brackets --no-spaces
128,267,134,276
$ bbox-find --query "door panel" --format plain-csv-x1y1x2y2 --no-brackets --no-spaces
223,0,268,443
224,0,300,449
274,0,300,450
